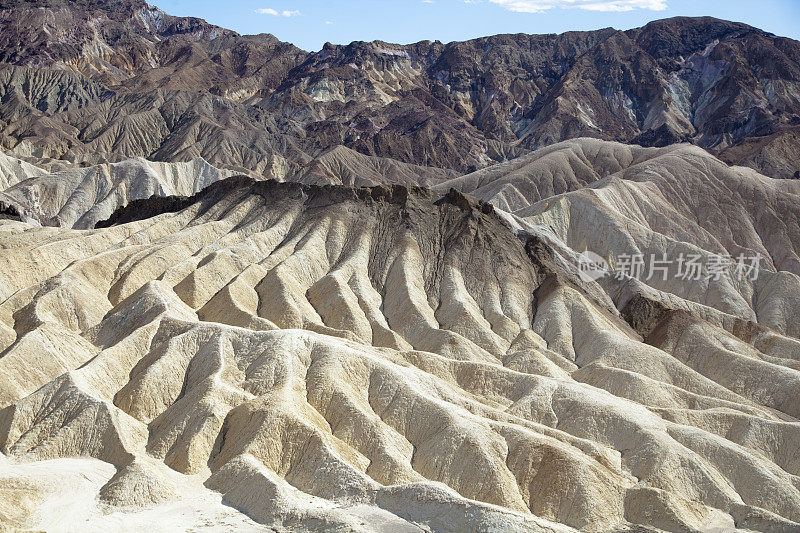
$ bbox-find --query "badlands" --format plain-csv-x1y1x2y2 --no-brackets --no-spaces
0,139,800,531
0,0,799,531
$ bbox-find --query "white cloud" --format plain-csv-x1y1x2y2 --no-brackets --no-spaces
422,0,434,3
325,20,334,25
487,0,667,13
254,8,301,17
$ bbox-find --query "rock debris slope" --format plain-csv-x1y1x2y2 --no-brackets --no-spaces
0,176,799,531
291,145,458,188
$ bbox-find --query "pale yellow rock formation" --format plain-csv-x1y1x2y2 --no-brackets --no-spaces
0,145,799,531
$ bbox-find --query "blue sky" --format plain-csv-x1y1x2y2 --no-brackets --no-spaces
155,0,800,51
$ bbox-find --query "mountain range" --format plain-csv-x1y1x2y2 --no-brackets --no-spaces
0,0,799,179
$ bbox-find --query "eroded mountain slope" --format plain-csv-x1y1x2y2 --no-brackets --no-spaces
290,145,458,188
0,145,462,229
0,149,46,191
0,177,799,532
1,1,799,180
0,0,308,97
439,138,800,322
0,153,238,228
